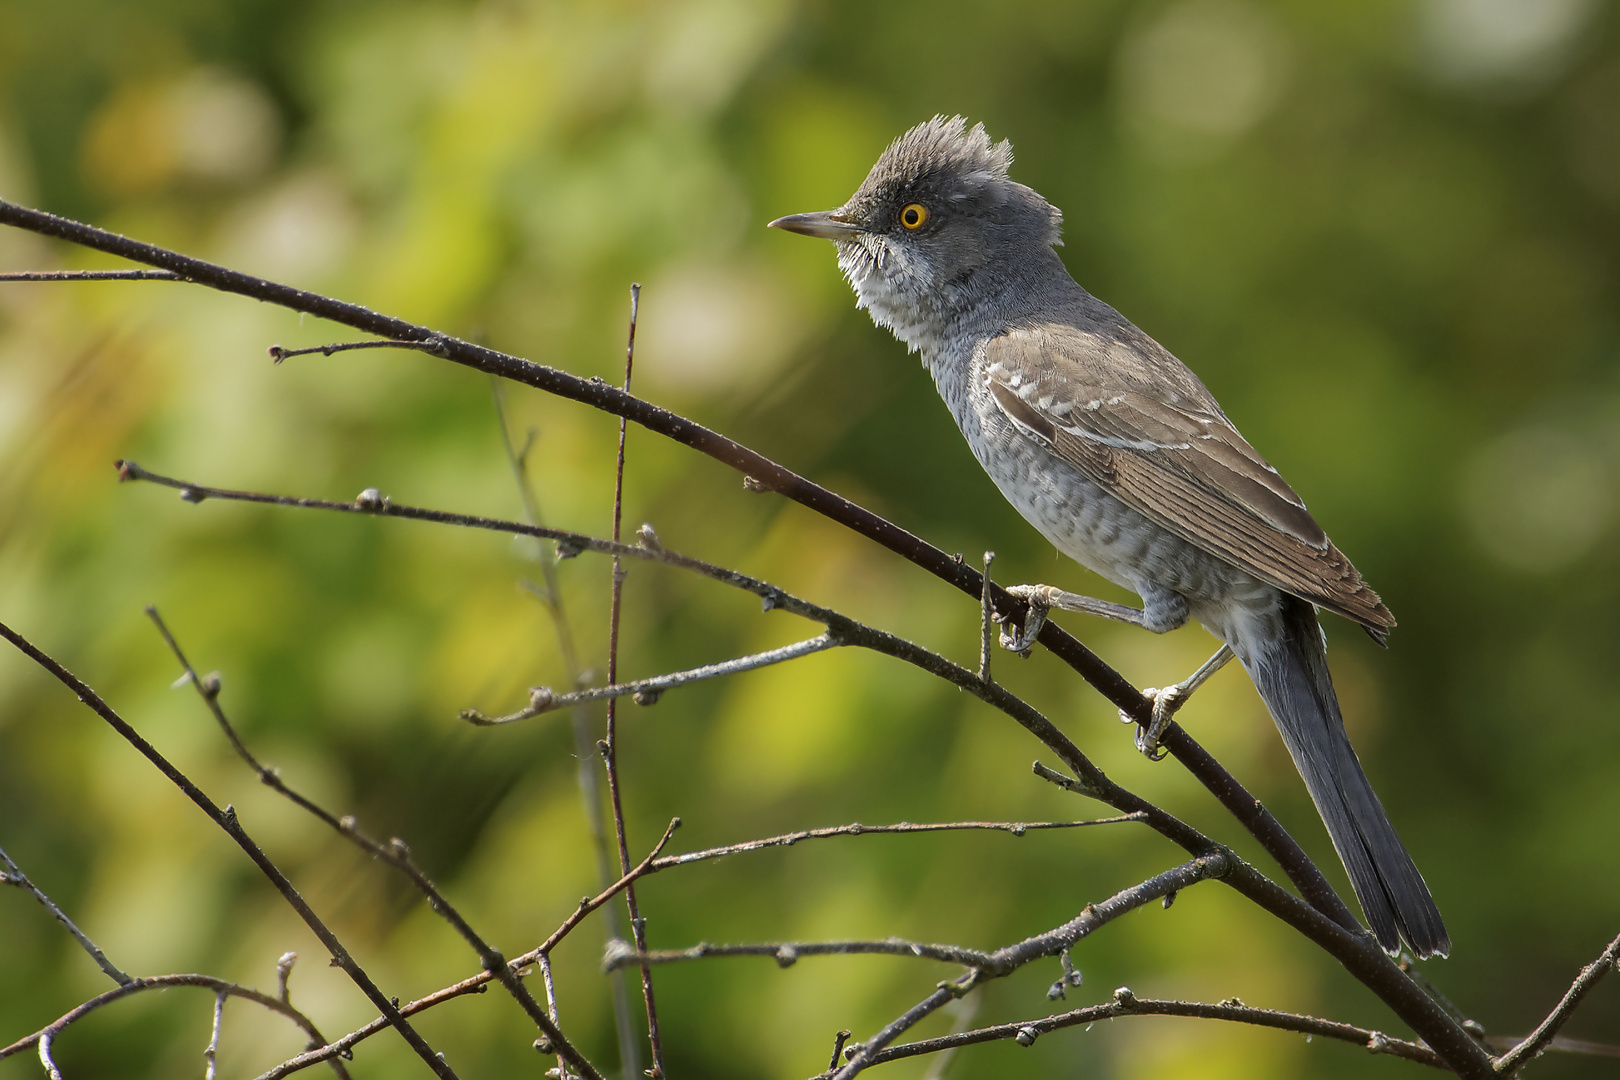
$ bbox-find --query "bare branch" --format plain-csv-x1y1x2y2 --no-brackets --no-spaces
492,376,643,1080
1494,928,1620,1075
0,973,340,1073
839,988,1445,1073
256,818,680,1080
268,339,448,363
143,607,606,1080
978,853,1229,976
649,813,1147,870
599,282,667,1080
204,991,226,1080
0,619,463,1080
0,268,183,281
463,632,841,724
1489,1035,1620,1059
604,937,997,973
831,855,1229,1078
0,844,131,986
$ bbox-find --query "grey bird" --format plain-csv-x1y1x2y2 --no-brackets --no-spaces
770,116,1448,959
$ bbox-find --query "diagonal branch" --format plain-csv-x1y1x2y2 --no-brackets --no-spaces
0,197,1351,942
142,606,607,1080
1494,928,1620,1075
830,855,1228,1078
0,620,463,1080
0,845,131,986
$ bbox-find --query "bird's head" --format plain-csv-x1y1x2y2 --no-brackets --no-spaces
770,116,1062,353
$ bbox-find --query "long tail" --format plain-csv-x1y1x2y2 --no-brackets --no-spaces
1237,595,1449,958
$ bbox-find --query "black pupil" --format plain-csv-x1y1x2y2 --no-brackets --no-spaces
904,208,919,225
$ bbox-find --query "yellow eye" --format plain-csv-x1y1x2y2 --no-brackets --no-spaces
900,203,928,230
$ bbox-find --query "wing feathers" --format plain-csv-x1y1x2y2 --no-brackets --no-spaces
985,330,1393,634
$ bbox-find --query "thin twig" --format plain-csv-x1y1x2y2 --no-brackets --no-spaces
605,937,997,972
142,607,605,1080
831,855,1229,1078
204,991,226,1080
492,378,643,1080
104,460,1490,1077
276,952,296,1003
0,844,131,985
0,620,461,1080
268,339,448,363
1494,928,1620,1075
249,818,680,1080
0,973,341,1074
649,813,1146,869
1488,1035,1620,1059
463,632,840,724
839,989,1445,1073
0,268,183,281
599,282,666,1078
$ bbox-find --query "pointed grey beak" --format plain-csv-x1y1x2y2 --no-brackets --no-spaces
768,210,862,240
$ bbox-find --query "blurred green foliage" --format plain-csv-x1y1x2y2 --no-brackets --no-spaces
3,0,1619,1077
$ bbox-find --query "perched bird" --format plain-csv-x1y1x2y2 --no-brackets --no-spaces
770,116,1447,959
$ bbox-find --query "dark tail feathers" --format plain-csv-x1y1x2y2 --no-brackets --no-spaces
1242,596,1449,958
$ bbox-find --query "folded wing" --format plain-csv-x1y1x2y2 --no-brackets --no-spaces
984,326,1394,638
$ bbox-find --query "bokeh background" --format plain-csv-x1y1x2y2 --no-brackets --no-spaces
3,0,1619,1077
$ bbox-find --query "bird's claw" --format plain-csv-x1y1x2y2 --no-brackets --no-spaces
1119,684,1186,761
997,585,1061,655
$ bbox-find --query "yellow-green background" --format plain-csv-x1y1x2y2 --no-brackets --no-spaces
2,0,1618,1077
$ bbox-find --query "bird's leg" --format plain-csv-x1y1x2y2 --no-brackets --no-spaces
997,584,1147,654
1123,644,1235,761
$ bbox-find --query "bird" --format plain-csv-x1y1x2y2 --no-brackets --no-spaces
769,115,1447,959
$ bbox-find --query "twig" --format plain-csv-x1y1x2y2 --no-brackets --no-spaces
204,991,226,1080
250,819,680,1080
0,844,131,985
841,989,1445,1072
104,461,1490,1076
828,1031,853,1071
495,374,642,1078
0,620,461,1080
599,282,666,1079
463,632,841,724
1494,928,1620,1075
649,813,1146,869
268,339,448,363
1488,1035,1620,1059
0,973,340,1073
276,952,296,1002
605,938,997,972
831,855,1228,1078
0,268,183,281
143,607,606,1080
838,987,957,1080
517,819,681,965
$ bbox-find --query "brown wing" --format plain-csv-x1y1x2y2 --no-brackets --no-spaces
984,328,1394,636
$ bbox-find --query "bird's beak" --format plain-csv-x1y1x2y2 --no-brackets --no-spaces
768,210,862,240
